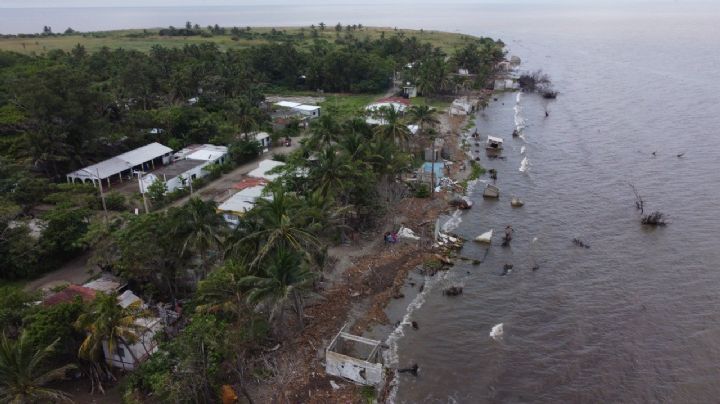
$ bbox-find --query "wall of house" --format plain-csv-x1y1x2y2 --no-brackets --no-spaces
325,351,384,386
102,323,161,371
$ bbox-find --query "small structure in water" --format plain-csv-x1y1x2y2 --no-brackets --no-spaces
483,184,500,198
510,197,524,207
486,136,504,153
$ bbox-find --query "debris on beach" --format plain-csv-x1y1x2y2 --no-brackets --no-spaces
475,229,493,243
443,285,463,296
449,195,473,209
483,184,500,198
397,226,420,240
490,323,504,341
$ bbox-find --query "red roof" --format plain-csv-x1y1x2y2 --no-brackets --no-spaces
232,177,267,191
43,285,97,306
375,97,411,106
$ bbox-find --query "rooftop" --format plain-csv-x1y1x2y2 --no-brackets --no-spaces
150,159,206,178
43,285,97,306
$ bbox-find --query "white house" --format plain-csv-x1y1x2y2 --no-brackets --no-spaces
217,184,271,227
140,144,228,193
365,98,410,125
273,100,321,119
102,290,163,371
248,160,286,181
255,132,272,150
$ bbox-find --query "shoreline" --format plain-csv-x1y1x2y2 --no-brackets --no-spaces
250,99,484,402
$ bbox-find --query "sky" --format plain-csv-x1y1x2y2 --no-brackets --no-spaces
0,0,698,7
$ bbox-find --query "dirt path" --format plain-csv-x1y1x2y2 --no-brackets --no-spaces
24,251,99,292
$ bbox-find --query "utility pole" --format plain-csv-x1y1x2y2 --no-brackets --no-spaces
95,168,108,223
137,171,149,213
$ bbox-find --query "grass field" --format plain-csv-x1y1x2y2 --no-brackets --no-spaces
0,26,479,55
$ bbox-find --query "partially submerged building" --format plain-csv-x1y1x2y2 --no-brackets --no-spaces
139,144,228,193
66,142,173,187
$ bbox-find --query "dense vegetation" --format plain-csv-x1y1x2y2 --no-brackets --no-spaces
0,24,504,403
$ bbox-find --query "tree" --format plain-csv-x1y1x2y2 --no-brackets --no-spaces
318,22,326,31
169,198,225,277
195,260,253,317
308,114,340,147
0,332,75,404
241,248,315,330
146,180,168,205
242,189,320,268
75,292,149,375
407,105,439,135
373,106,412,148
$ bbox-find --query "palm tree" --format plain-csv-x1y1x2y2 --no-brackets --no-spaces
74,292,149,372
196,260,254,317
241,249,315,330
0,333,75,404
170,198,226,277
308,114,340,147
373,106,412,148
407,105,439,136
311,145,354,198
243,189,321,268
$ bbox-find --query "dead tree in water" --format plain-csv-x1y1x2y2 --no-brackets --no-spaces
629,183,644,213
629,183,668,226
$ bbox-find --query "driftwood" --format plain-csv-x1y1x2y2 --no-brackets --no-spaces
572,238,590,248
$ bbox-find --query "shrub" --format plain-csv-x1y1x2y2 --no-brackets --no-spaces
104,191,127,211
414,183,430,198
641,211,667,226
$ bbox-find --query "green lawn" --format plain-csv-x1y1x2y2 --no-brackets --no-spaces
0,26,479,55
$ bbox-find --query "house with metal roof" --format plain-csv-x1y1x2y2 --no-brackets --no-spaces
66,142,173,187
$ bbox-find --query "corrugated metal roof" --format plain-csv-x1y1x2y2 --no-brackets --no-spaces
218,185,268,214
68,142,172,180
295,104,320,111
275,101,302,108
248,160,285,181
117,142,172,167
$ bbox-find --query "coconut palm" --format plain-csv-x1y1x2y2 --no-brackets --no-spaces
373,106,412,148
241,248,315,329
243,189,321,268
311,145,355,197
308,114,340,147
0,333,74,404
74,292,149,371
407,105,439,136
170,197,226,276
196,260,254,317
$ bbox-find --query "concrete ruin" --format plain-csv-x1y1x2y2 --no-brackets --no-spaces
325,327,385,387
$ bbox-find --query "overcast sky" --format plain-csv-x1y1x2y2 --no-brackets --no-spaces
0,0,695,7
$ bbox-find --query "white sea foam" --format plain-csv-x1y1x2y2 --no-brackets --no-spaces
442,209,463,233
520,145,526,155
490,323,504,340
516,92,522,104
519,156,530,173
385,272,447,403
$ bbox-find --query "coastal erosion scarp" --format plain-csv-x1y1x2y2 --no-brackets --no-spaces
250,110,478,403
